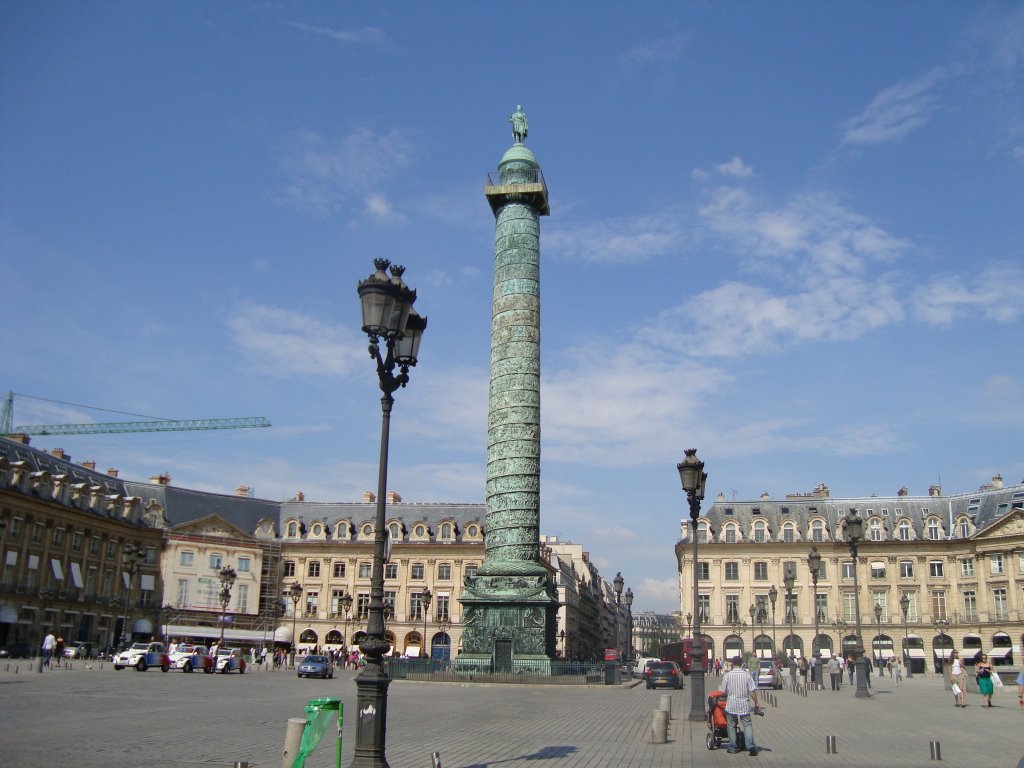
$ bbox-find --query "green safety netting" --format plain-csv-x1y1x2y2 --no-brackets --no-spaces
291,697,343,768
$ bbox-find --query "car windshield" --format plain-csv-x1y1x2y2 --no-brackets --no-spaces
650,663,674,671
217,648,235,656
129,643,150,651
302,656,327,663
178,646,195,654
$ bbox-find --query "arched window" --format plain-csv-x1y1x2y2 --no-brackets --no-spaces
810,520,825,542
753,521,766,543
782,523,795,543
897,520,911,541
362,524,373,537
725,524,738,544
927,518,941,540
956,517,970,538
388,522,400,540
334,522,348,540
287,521,298,538
440,523,452,541
697,522,709,544
310,523,322,537
467,525,478,537
414,524,427,538
869,518,882,541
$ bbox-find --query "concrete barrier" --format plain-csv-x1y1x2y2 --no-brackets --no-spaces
658,693,672,716
282,716,305,768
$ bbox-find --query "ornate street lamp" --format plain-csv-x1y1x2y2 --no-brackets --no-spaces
353,258,426,768
748,604,756,659
768,585,778,661
623,587,634,664
120,543,145,646
217,565,237,647
677,448,707,722
843,509,870,698
342,592,354,654
807,546,823,689
934,618,949,676
783,572,795,661
613,572,624,658
873,603,882,672
900,592,912,678
421,587,432,659
559,629,566,658
288,581,302,665
686,612,692,637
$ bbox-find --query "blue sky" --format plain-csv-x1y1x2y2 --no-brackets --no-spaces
3,2,1023,613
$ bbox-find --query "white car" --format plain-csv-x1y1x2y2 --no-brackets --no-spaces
114,642,171,672
169,644,214,673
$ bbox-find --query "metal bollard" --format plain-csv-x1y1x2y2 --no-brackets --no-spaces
432,751,442,768
233,762,249,768
651,709,669,744
930,741,942,761
659,693,672,716
826,735,837,754
282,717,306,768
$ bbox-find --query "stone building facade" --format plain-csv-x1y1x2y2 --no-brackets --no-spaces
0,436,632,661
676,477,1024,672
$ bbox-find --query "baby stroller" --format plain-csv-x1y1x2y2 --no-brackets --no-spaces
706,690,745,750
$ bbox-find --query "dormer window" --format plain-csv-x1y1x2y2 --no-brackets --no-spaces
287,521,298,538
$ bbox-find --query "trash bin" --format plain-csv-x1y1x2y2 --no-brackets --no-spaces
605,664,619,685
290,697,343,768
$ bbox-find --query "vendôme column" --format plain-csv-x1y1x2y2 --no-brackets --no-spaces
457,107,558,673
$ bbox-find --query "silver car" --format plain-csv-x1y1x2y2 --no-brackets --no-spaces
756,660,783,689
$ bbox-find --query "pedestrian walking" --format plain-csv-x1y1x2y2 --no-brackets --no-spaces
893,658,903,686
798,655,808,684
846,654,855,685
950,650,967,708
722,655,761,756
41,630,56,667
975,653,995,707
827,655,841,691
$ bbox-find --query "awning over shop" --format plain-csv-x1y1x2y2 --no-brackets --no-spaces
933,648,954,659
905,648,926,658
70,562,83,589
274,626,292,643
988,647,1013,659
132,619,154,634
140,574,155,591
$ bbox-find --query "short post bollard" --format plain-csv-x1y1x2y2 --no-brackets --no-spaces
233,762,249,768
930,741,942,761
34,656,44,673
659,693,672,717
283,718,305,768
431,751,442,768
826,735,837,754
652,709,669,744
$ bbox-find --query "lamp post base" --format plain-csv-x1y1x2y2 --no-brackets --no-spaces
854,655,871,698
688,669,706,721
350,667,392,768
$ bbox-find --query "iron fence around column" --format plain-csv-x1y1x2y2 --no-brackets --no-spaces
386,658,609,685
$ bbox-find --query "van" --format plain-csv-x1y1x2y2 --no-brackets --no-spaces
634,656,659,678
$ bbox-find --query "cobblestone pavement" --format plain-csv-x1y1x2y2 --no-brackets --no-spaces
2,661,1022,768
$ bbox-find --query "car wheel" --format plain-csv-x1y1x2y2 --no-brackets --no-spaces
114,666,123,671
203,666,213,674
183,661,192,673
239,666,245,674
136,660,147,672
297,673,303,678
161,664,169,672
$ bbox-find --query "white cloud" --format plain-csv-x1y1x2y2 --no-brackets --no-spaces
225,302,365,377
546,208,688,264
364,193,404,222
913,264,1024,326
840,68,947,145
287,22,389,50
619,33,687,67
277,127,413,215
716,156,754,177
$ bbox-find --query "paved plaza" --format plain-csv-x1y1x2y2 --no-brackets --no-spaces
1,662,1022,768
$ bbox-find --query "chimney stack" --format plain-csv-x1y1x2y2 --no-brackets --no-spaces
897,486,908,497
106,468,119,478
992,474,1003,489
929,484,942,497
386,491,402,504
363,491,376,503
81,460,96,471
149,473,171,485
50,448,70,460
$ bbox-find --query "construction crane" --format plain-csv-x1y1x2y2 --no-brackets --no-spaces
1,391,270,437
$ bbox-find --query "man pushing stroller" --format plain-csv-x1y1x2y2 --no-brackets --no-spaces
721,655,763,756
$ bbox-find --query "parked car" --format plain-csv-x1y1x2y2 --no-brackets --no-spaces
215,647,247,674
635,657,659,679
114,642,171,672
755,660,783,689
645,661,684,690
64,641,93,659
0,641,34,659
297,654,335,679
170,644,215,673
